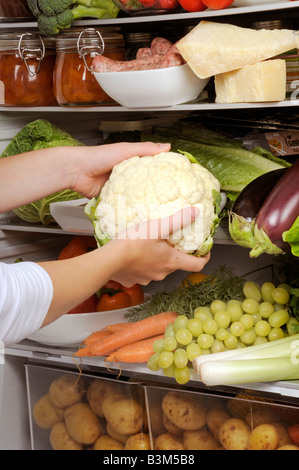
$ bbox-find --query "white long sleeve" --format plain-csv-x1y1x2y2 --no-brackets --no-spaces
0,262,53,347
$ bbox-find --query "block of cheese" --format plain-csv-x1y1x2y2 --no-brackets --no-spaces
215,59,286,103
177,21,299,79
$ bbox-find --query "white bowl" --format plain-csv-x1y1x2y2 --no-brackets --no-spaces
50,198,93,234
27,307,130,347
93,64,209,108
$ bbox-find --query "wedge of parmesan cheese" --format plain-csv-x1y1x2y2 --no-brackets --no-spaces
177,21,299,79
215,59,286,103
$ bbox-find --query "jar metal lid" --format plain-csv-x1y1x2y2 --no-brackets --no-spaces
125,32,153,43
251,20,292,30
0,31,55,50
55,26,125,52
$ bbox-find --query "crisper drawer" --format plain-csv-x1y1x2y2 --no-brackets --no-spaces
25,364,149,451
144,386,299,451
26,364,299,451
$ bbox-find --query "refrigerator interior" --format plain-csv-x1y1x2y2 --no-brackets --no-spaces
1,111,299,450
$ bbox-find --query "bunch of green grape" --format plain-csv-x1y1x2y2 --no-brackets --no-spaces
147,280,296,385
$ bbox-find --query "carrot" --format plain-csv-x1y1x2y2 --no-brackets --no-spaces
73,344,94,357
83,329,112,346
106,334,164,363
90,311,178,357
105,323,131,334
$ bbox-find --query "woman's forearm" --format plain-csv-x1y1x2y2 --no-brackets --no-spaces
39,241,126,326
0,146,79,213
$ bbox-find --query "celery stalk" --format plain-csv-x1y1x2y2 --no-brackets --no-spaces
199,357,299,386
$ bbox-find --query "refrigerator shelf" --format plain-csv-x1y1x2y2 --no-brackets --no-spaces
0,216,236,246
1,1,299,29
6,340,299,403
0,100,298,113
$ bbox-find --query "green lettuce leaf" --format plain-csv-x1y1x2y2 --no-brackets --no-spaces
282,216,299,257
141,131,285,193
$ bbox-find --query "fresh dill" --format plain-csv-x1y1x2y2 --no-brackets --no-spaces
125,265,245,322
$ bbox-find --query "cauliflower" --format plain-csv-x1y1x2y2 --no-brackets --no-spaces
85,151,221,256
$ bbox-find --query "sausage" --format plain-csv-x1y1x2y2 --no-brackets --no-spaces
92,52,184,73
91,36,185,73
150,37,173,55
122,53,185,71
136,47,153,59
92,54,166,73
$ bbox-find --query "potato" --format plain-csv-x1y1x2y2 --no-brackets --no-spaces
148,400,166,437
48,374,85,408
162,391,206,431
155,433,184,450
245,408,276,428
183,428,219,450
219,418,251,450
33,394,64,429
106,423,129,444
64,402,102,445
206,408,231,441
125,433,152,450
87,379,123,417
93,435,124,450
248,424,279,450
163,414,183,438
102,395,144,435
49,422,83,450
272,422,291,448
277,444,299,450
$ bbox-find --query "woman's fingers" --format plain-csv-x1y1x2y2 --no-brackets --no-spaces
124,206,200,241
173,250,211,273
119,141,171,159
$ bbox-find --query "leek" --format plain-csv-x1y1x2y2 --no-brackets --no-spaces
193,333,299,386
199,357,299,386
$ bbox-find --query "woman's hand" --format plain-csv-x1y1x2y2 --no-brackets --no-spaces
109,206,211,286
70,141,171,199
39,206,210,326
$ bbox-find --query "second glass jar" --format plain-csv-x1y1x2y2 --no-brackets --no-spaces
53,27,125,106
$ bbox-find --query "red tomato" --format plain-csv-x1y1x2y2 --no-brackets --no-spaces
67,294,97,314
178,0,207,11
122,284,145,306
202,0,234,8
96,291,131,311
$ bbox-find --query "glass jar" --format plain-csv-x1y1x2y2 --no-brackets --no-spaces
125,32,153,60
53,27,125,106
0,0,34,19
0,32,57,106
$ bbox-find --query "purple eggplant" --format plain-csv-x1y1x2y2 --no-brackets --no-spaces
232,168,286,220
250,158,299,257
229,169,286,249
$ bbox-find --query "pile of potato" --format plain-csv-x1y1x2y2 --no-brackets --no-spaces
32,373,151,450
32,373,299,450
148,391,299,451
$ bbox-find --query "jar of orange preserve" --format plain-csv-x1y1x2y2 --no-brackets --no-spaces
54,27,125,106
0,32,57,106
